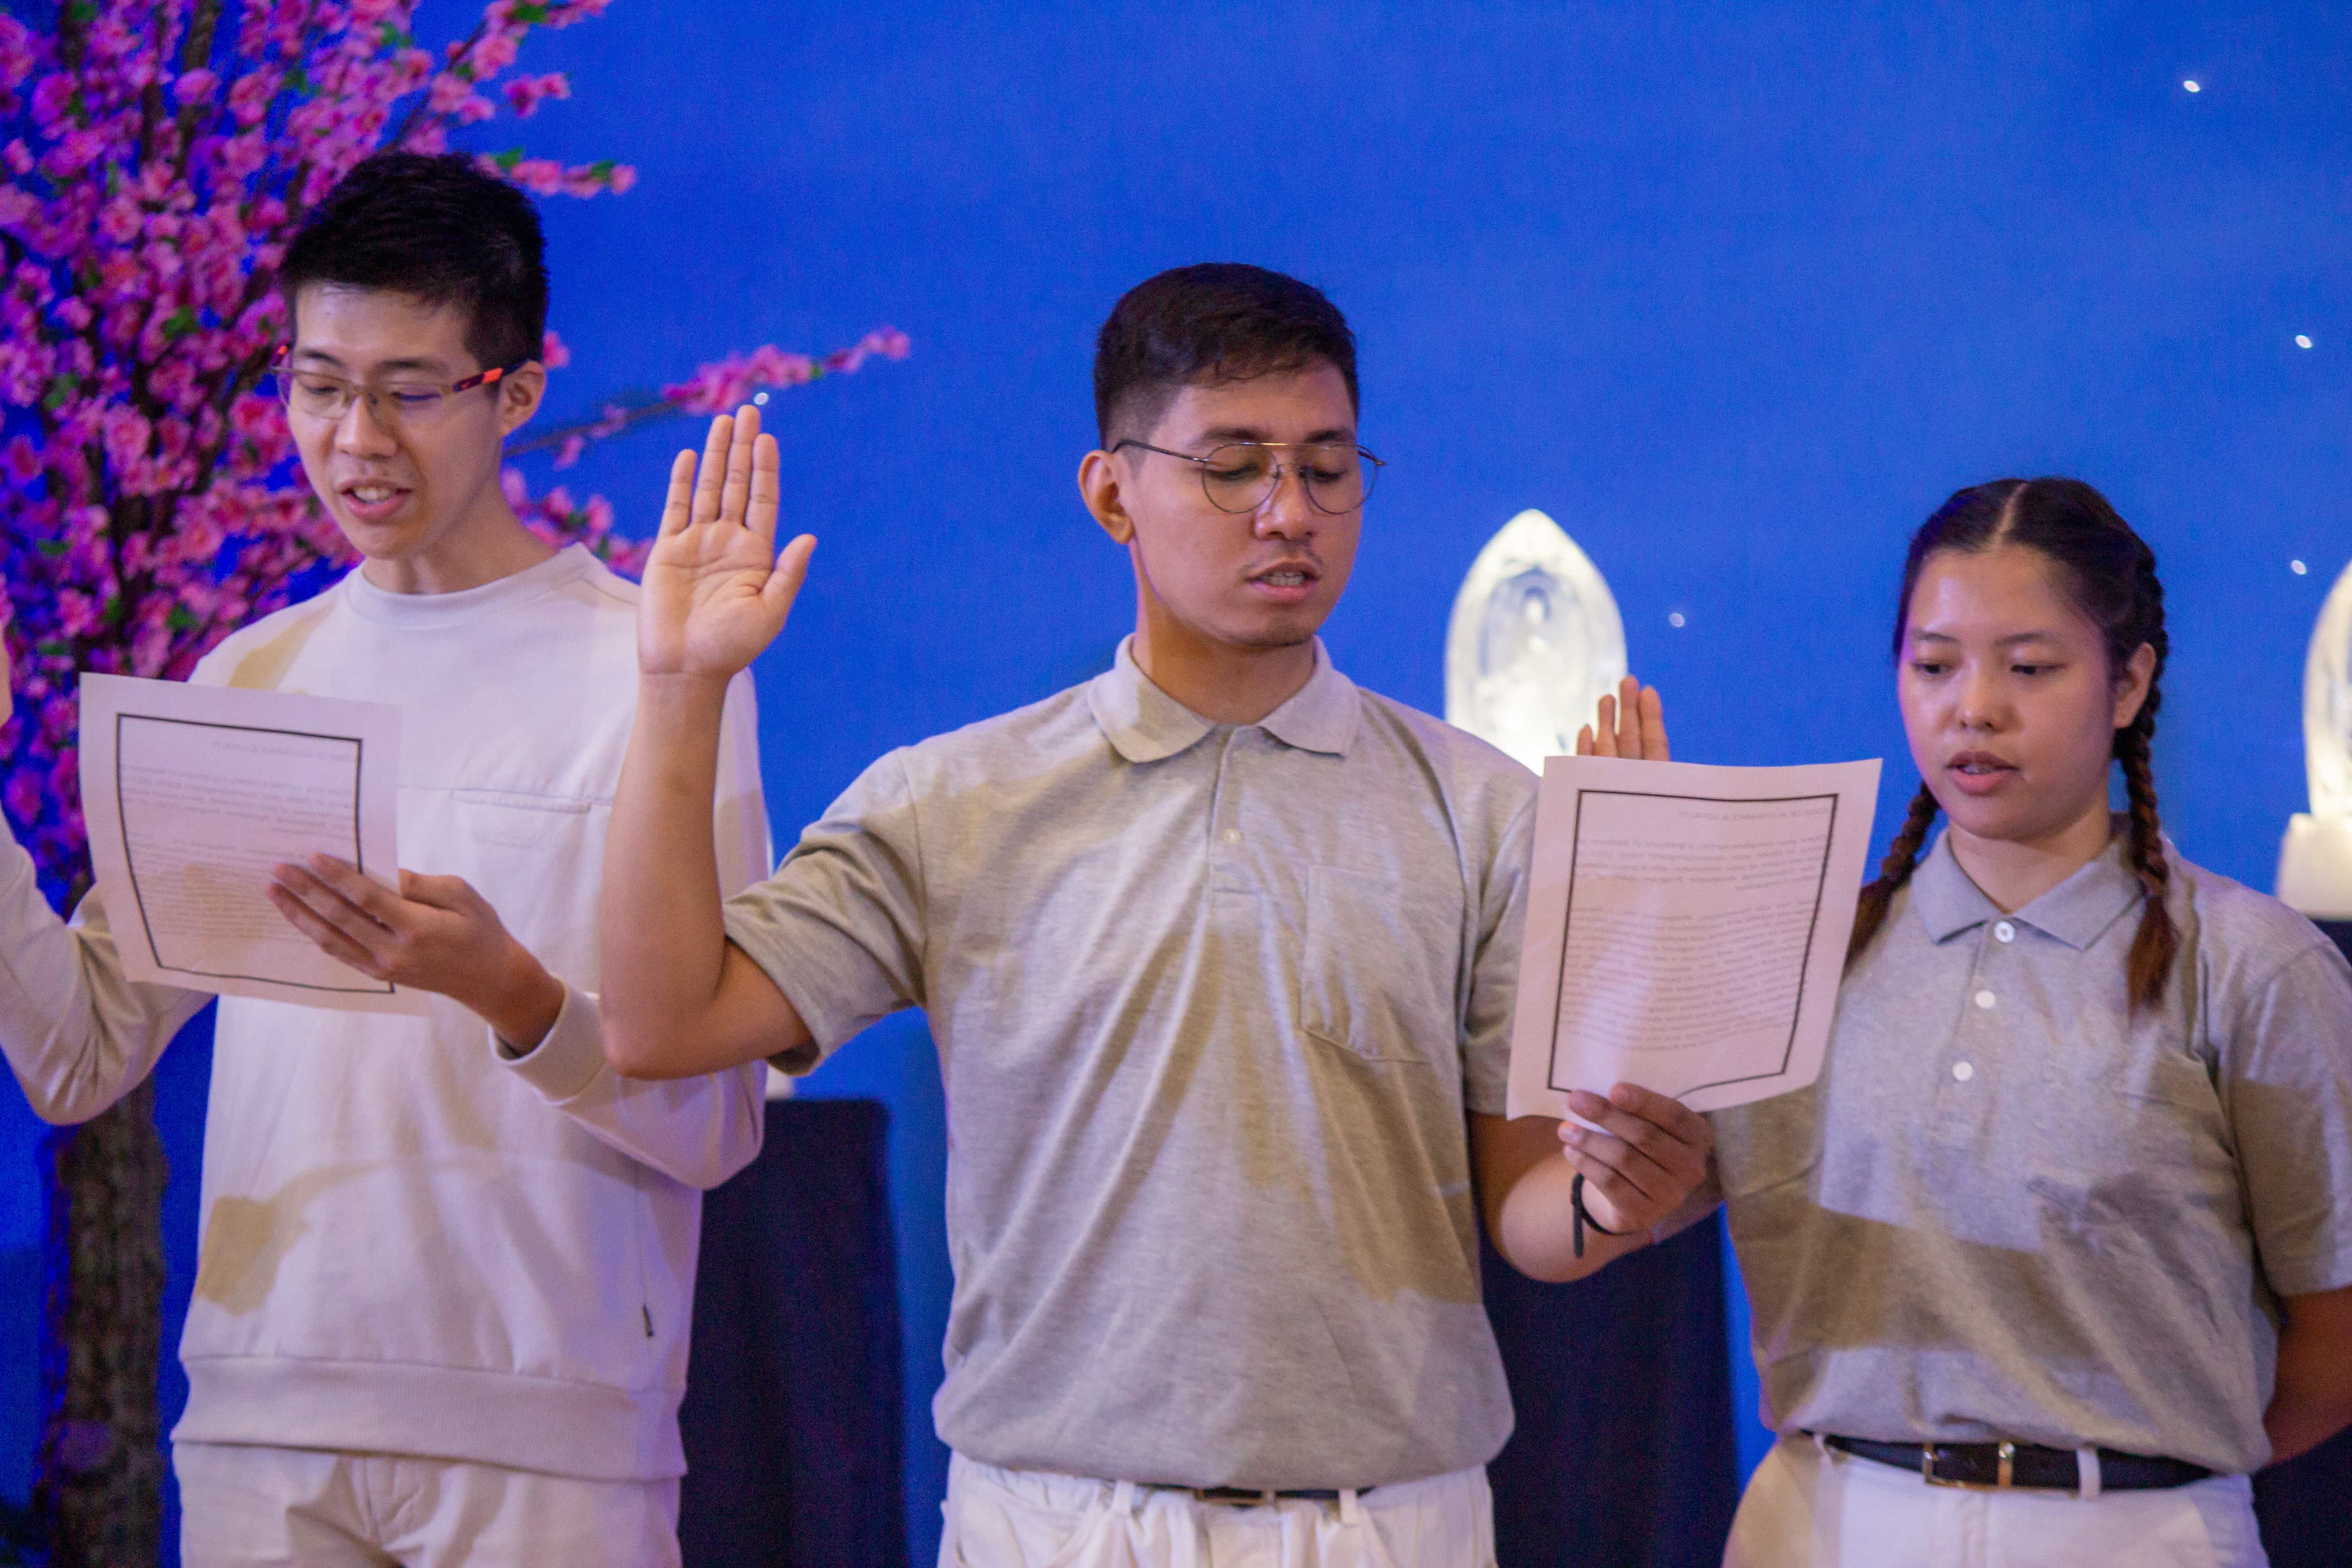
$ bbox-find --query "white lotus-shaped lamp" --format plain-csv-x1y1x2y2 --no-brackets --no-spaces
2278,555,2352,919
1444,508,1627,773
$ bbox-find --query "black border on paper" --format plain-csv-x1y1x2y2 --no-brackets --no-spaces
1545,788,1838,1097
116,711,395,996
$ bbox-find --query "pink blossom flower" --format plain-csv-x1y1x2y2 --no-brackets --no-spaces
226,69,281,127
504,73,570,118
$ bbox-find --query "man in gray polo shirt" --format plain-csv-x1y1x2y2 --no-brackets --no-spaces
598,265,1715,1566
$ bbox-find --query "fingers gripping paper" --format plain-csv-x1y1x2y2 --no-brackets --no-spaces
1507,755,1880,1117
78,673,427,1014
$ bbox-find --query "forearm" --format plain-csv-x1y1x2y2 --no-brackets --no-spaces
475,940,567,1052
0,829,206,1123
496,982,768,1188
601,672,736,1073
1490,1140,1653,1282
1476,1111,1654,1283
2265,1286,2352,1464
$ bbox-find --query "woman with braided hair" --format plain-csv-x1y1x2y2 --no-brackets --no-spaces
1690,477,2352,1566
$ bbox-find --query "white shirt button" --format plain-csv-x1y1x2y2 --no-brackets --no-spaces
1952,1060,1975,1082
1221,828,1242,845
1973,989,1996,1010
1994,921,2016,943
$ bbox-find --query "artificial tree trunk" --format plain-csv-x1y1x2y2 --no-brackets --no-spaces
34,1077,168,1568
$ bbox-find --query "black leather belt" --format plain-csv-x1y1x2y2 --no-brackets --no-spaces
1821,1435,2213,1492
1158,1484,1371,1506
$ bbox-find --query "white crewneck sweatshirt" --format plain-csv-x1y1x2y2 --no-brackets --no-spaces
0,545,770,1482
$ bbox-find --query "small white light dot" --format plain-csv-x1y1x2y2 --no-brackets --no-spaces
1974,989,1997,1010
1668,612,1686,628
1952,1061,1975,1083
753,391,770,404
2182,79,2201,93
2296,335,2313,349
2292,559,2309,575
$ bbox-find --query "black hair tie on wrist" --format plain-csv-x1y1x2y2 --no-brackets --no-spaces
1571,1171,1627,1259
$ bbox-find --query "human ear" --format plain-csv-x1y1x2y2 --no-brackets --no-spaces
495,363,547,437
2112,642,2157,729
1078,449,1135,546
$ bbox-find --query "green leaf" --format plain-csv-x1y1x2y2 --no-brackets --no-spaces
162,308,199,341
166,605,195,632
585,160,617,180
39,374,79,411
34,641,68,657
287,66,312,95
512,3,552,22
490,148,524,171
377,23,414,49
33,540,65,558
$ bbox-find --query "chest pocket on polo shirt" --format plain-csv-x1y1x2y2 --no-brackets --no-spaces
1297,864,1452,1063
2027,1055,2229,1232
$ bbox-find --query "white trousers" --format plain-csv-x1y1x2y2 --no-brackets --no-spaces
938,1453,1496,1568
1722,1435,2269,1568
175,1441,682,1568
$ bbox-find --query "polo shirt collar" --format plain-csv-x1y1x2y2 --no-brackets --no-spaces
1908,820,2146,950
1087,637,1360,763
1258,641,1360,757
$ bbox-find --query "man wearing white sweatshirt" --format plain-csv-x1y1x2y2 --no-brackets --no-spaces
0,152,767,1567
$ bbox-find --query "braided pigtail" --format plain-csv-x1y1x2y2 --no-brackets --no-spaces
2116,720,2177,1012
2112,538,2175,1012
1846,783,1941,966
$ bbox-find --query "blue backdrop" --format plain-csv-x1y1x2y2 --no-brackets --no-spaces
3,4,2347,1563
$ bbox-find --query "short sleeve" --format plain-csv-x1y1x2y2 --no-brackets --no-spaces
721,750,926,1075
1462,794,1534,1117
2225,940,2352,1297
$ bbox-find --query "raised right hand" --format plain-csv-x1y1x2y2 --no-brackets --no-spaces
639,406,817,679
1575,674,1669,760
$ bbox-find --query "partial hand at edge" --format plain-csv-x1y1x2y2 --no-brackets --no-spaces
639,405,817,681
1575,674,1670,761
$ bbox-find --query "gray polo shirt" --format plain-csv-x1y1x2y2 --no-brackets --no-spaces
1711,827,2352,1473
722,638,1533,1489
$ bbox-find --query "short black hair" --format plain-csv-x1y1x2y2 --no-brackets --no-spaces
279,151,548,371
1092,264,1357,446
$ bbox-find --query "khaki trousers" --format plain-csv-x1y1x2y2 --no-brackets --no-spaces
1723,1434,2267,1568
939,1453,1495,1568
175,1441,682,1568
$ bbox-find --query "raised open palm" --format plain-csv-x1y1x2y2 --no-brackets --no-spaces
640,406,817,678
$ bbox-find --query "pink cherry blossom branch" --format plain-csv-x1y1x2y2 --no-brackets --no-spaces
509,326,911,466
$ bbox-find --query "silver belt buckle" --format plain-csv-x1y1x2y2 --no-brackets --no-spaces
1921,1441,2016,1490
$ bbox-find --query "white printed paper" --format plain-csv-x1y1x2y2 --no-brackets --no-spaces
78,673,427,1014
1507,755,1881,1117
